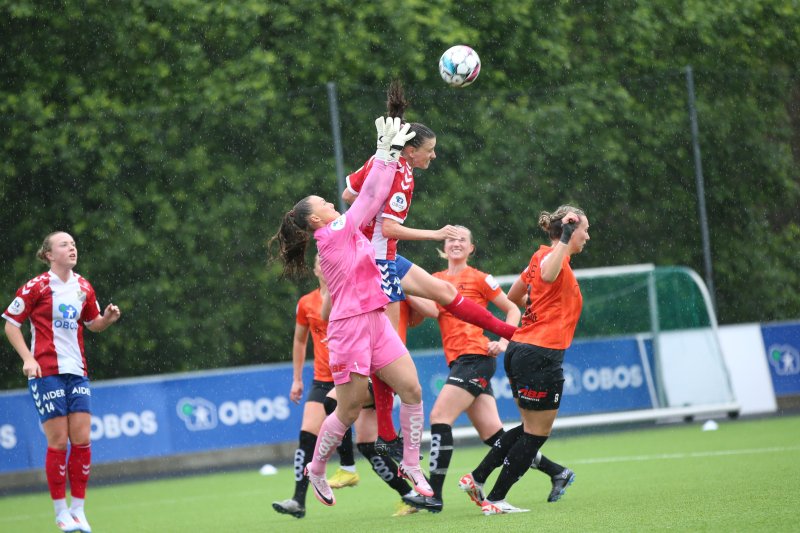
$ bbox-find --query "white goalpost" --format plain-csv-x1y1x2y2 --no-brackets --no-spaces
412,263,739,442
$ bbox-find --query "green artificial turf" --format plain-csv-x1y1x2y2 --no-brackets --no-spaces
1,415,798,532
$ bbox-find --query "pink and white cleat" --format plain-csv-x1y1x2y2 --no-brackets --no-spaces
305,467,336,506
398,464,433,497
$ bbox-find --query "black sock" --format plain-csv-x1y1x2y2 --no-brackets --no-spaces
292,430,317,504
429,423,454,499
472,424,524,483
338,427,355,467
535,454,565,477
483,428,505,447
357,442,412,497
486,433,548,502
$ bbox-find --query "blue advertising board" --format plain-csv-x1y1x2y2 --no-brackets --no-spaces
761,322,800,397
410,335,657,427
0,335,657,474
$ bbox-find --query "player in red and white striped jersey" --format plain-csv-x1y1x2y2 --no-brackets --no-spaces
342,81,517,458
3,231,120,533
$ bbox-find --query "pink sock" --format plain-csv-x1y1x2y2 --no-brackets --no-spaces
307,413,347,476
400,402,424,467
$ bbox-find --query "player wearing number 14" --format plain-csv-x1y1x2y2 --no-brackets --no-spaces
3,231,121,533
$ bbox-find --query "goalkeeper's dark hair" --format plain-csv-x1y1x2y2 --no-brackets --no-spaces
268,196,314,278
539,205,586,241
386,79,435,149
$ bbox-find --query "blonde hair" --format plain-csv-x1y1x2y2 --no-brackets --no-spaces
437,225,474,259
538,205,585,241
36,231,67,265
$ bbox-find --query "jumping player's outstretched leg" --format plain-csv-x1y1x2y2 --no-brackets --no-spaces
401,264,516,340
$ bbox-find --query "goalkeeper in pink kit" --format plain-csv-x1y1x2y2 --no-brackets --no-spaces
271,117,432,507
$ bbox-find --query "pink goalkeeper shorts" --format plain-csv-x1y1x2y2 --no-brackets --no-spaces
327,309,408,385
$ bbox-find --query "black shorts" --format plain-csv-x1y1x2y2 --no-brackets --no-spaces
446,354,496,398
504,342,565,411
307,380,335,404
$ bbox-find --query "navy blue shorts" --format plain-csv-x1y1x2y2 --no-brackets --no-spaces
395,254,413,280
29,374,92,423
376,259,406,302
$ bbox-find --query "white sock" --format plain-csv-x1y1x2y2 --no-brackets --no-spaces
340,465,356,473
70,497,85,511
53,499,68,514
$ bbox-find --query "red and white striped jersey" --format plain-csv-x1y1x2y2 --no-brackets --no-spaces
345,155,415,260
3,271,101,377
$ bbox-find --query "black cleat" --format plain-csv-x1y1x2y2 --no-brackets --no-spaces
375,435,405,463
401,492,443,513
548,468,575,502
423,496,443,513
272,498,306,518
401,491,428,510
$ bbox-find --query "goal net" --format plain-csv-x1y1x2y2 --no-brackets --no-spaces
407,264,739,430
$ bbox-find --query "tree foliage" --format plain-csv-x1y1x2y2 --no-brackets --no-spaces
1,0,798,389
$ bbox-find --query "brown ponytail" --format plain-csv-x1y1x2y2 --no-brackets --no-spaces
268,197,315,278
539,205,585,242
386,80,436,149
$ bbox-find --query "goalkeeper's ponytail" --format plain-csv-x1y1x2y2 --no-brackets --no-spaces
269,197,314,278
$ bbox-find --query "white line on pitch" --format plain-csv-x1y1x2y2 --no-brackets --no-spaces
568,445,800,465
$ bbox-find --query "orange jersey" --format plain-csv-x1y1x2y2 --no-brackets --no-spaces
296,289,332,381
433,266,502,365
512,245,583,350
397,299,410,344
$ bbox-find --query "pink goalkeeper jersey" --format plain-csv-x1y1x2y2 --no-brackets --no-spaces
3,271,101,377
315,158,398,321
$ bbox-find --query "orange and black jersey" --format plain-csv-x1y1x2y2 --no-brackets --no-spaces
512,245,582,350
433,266,502,365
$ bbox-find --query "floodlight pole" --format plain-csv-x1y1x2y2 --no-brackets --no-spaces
685,65,717,313
327,81,347,213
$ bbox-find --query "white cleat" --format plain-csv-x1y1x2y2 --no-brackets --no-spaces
458,473,485,507
55,509,80,532
70,507,92,533
481,499,530,516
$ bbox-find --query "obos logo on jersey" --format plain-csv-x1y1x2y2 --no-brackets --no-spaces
330,214,347,231
389,192,407,212
6,297,25,316
59,303,78,319
55,303,79,330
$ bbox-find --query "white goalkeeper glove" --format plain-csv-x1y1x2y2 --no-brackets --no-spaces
374,116,399,162
387,120,415,163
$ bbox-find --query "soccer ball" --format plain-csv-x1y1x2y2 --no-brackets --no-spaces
438,45,481,87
